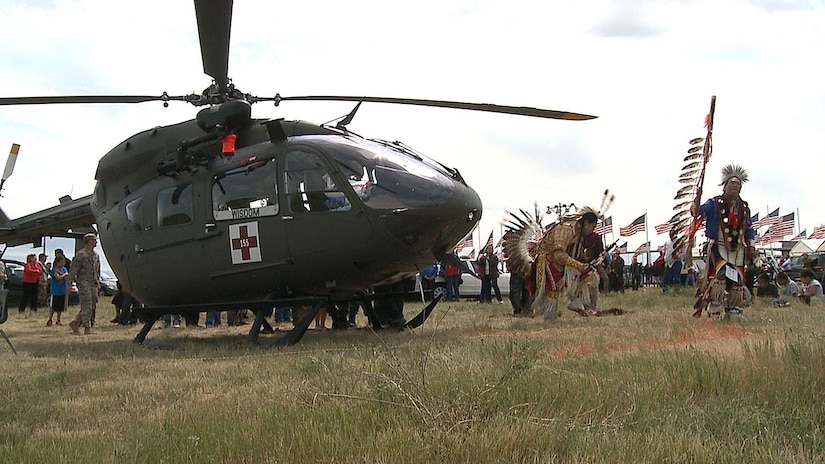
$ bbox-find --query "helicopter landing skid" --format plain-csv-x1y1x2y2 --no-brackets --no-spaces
404,294,443,329
132,297,326,346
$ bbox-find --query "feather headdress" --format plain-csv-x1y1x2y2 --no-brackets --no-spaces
562,189,615,222
719,164,749,185
501,189,614,281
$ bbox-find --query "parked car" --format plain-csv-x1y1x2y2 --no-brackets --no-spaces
2,259,25,299
784,252,825,282
99,272,119,296
458,258,510,299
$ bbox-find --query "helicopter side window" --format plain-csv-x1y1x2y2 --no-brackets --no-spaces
211,158,279,221
157,183,193,227
285,150,351,213
125,197,144,232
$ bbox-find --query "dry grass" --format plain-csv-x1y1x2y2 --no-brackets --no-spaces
1,288,824,463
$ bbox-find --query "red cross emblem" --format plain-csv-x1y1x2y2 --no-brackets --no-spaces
229,222,262,264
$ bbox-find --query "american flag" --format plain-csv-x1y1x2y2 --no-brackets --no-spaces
620,214,646,237
752,208,780,229
594,216,613,236
616,241,628,253
482,231,494,252
761,213,794,243
632,241,649,258
455,232,473,251
770,213,795,238
654,219,674,234
810,225,825,240
790,229,807,241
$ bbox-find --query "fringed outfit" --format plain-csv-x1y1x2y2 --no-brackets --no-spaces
512,218,600,320
697,194,754,315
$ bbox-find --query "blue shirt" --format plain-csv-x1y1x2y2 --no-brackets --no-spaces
49,266,68,296
699,195,755,243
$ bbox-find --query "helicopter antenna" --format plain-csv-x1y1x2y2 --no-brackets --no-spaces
0,143,20,196
336,101,362,130
321,101,363,131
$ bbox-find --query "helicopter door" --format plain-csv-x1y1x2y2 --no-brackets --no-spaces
208,157,290,282
124,180,209,303
281,148,374,290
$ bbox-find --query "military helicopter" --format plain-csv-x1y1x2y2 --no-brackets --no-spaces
0,0,595,345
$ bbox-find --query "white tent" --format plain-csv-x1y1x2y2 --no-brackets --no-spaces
789,239,825,256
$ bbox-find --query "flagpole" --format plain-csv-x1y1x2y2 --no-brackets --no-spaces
645,209,651,265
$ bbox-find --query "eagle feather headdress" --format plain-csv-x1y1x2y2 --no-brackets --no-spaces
502,190,614,280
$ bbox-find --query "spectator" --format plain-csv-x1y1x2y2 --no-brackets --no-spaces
37,253,50,308
46,255,68,326
775,271,798,306
801,253,812,270
630,257,643,291
799,269,823,305
507,259,530,315
609,250,625,293
755,272,779,298
444,263,461,302
662,229,683,293
19,253,41,314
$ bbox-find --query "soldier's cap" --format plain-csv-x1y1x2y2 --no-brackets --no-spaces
83,233,98,242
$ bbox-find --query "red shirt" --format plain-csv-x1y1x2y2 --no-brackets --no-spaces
22,262,40,284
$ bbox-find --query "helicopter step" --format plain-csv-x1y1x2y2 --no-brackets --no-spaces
132,296,326,346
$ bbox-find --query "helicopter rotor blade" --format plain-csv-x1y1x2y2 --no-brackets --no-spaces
3,143,20,182
268,95,597,120
194,0,233,95
0,95,190,106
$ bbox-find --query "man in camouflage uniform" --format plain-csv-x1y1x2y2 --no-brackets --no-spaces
69,233,101,335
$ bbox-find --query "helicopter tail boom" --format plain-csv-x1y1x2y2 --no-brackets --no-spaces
0,195,96,247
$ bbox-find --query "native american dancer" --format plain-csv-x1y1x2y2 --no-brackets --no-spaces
692,164,755,317
504,198,611,320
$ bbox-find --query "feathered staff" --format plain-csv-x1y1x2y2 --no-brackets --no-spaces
672,96,716,268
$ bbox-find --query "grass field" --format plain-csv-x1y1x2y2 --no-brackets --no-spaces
1,287,824,463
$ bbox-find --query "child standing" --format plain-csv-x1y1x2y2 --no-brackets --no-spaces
46,256,68,326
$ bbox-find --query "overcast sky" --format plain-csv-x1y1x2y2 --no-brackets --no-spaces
1,0,823,265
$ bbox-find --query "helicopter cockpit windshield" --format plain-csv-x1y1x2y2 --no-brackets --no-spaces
313,137,454,210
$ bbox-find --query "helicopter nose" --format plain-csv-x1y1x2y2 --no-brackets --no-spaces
432,180,482,258
376,177,482,261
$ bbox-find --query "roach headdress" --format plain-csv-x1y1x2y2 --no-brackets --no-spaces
719,164,749,186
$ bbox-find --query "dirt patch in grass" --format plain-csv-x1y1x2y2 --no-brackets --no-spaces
548,322,754,359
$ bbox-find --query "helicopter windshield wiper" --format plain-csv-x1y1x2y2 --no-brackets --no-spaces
369,139,423,161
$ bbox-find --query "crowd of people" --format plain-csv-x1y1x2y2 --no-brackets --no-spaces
4,234,102,334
